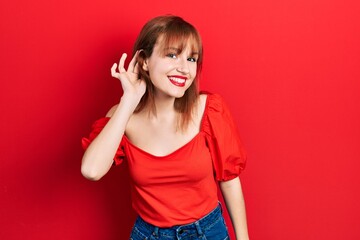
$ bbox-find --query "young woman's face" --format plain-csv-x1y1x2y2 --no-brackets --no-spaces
144,37,198,99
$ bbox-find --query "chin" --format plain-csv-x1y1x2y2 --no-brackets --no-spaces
175,94,186,99
172,90,187,99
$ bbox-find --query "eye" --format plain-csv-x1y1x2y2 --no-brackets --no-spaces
187,57,197,62
166,53,177,59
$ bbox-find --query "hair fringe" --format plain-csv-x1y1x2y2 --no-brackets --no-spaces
132,15,203,131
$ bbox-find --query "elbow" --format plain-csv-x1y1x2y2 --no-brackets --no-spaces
81,163,103,181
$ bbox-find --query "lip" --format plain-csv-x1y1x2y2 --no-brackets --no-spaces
168,75,188,87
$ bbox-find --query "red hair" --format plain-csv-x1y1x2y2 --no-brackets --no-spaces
132,15,203,131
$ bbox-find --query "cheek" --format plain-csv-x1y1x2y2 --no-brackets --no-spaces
186,76,196,87
147,65,161,80
191,65,197,79
149,62,171,76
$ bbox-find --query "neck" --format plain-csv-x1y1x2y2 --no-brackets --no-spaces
152,93,176,117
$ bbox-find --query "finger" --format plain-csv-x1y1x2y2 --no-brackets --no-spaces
111,63,118,77
127,50,139,73
118,53,127,73
133,62,140,75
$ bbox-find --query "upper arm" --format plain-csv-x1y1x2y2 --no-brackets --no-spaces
219,176,241,190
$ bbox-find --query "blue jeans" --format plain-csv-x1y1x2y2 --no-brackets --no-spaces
129,204,229,240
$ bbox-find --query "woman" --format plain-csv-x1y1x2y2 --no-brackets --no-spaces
81,15,249,240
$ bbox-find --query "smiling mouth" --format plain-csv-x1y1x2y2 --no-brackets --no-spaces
168,76,187,87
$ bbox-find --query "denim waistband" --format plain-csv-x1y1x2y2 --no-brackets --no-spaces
133,203,223,238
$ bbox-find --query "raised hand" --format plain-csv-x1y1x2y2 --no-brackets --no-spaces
111,51,146,102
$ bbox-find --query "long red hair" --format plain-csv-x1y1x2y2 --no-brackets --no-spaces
132,15,203,131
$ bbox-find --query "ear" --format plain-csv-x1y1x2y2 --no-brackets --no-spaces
142,58,149,71
137,49,149,71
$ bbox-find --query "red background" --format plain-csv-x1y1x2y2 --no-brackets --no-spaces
1,0,360,239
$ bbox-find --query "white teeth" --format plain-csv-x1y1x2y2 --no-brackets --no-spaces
168,77,186,83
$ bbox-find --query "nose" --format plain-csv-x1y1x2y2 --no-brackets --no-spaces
176,57,190,74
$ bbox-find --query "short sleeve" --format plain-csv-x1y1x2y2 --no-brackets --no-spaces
81,117,125,166
202,93,247,181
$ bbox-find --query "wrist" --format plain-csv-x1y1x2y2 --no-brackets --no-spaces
120,94,142,108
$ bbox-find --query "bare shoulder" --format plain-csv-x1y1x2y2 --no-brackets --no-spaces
105,104,119,118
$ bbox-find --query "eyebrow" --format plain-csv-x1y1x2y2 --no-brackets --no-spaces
164,47,199,56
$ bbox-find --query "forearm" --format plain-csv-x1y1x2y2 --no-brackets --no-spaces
220,177,249,240
81,96,137,180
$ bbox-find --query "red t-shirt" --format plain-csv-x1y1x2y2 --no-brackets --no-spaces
82,93,247,227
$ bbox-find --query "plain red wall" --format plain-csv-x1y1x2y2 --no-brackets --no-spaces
1,0,359,239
